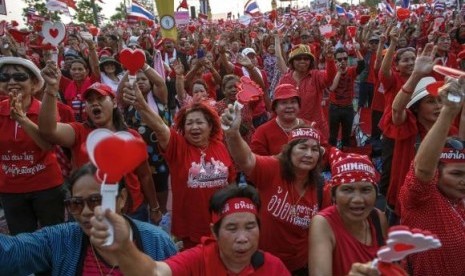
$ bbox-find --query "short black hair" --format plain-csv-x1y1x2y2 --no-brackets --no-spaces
209,185,261,236
334,47,347,56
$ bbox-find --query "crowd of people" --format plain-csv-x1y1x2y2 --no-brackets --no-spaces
1,2,465,275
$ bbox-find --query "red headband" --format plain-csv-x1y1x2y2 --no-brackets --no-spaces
289,128,320,143
211,197,258,224
440,149,465,163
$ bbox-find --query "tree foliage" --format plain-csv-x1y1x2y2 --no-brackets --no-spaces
110,2,127,22
74,0,102,26
22,0,60,22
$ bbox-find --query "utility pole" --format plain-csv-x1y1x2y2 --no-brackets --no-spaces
91,0,99,26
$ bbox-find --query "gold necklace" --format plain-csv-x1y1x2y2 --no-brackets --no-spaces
90,244,117,276
276,118,300,134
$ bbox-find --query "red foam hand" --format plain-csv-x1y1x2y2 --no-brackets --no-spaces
236,76,263,104
119,48,146,75
397,8,410,21
347,26,357,38
93,135,148,183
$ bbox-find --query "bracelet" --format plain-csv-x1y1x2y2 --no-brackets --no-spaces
45,91,59,98
401,86,413,95
144,66,151,72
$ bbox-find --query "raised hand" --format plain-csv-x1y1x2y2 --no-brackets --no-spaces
41,61,62,88
122,82,145,109
173,60,185,75
389,26,400,44
9,92,26,123
412,43,437,77
237,53,253,68
221,103,243,133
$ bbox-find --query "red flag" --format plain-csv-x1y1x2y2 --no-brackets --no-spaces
177,0,188,11
58,0,77,10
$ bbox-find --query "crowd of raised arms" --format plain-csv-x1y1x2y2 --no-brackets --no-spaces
0,2,465,275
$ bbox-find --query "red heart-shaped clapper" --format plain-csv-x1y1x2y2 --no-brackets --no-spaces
93,136,148,183
316,14,323,22
397,8,410,22
88,26,99,37
393,243,415,252
188,24,196,33
359,15,370,25
347,26,357,38
426,81,444,97
250,31,257,39
378,262,409,276
49,28,59,38
119,48,146,75
236,76,263,104
433,65,465,79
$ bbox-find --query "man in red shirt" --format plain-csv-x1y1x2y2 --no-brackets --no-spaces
89,185,290,275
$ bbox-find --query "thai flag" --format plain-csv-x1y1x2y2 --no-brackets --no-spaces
382,0,395,17
336,5,346,16
244,0,260,16
433,0,446,11
128,1,155,21
401,0,410,8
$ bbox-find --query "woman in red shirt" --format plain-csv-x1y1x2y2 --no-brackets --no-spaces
309,148,387,276
222,106,326,274
0,57,64,234
39,62,161,224
399,78,465,275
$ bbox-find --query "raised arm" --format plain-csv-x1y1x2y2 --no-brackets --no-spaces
84,38,101,80
380,27,400,79
38,62,76,148
414,77,465,182
273,33,288,74
121,83,171,150
221,104,257,176
392,43,437,125
173,61,187,101
143,64,168,105
218,41,235,74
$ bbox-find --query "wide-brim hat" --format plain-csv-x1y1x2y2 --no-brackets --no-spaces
406,77,442,108
99,56,122,74
288,44,315,64
0,56,44,90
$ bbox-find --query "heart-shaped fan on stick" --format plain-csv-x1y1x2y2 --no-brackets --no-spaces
119,48,146,85
222,76,263,130
433,65,465,102
86,129,148,246
371,226,441,275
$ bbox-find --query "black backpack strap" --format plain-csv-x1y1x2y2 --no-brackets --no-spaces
369,209,385,246
317,176,324,210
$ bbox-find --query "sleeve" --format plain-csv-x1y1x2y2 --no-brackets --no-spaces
399,163,437,210
247,155,280,189
59,76,71,96
380,108,418,140
160,128,187,163
233,65,244,77
321,58,337,86
378,68,394,93
137,221,178,260
0,227,55,275
69,122,83,147
250,127,269,155
165,246,204,274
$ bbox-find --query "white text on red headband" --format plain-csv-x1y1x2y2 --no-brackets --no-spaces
335,162,375,175
290,128,320,143
211,197,258,224
440,149,465,163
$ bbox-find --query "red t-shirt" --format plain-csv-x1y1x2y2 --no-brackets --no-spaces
378,69,408,132
399,165,465,276
166,237,290,276
248,156,320,271
68,123,144,212
81,246,124,276
371,70,384,113
431,53,458,81
0,98,63,193
202,72,217,100
162,129,235,244
319,205,380,276
381,109,457,212
60,75,98,122
278,59,337,144
329,66,357,106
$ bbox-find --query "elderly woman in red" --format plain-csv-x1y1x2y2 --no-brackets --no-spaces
122,83,235,249
38,62,161,224
399,78,465,275
277,43,336,143
89,185,290,275
251,83,306,156
309,148,388,276
221,105,326,274
0,57,64,234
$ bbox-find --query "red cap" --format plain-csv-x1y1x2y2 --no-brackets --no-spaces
272,84,300,108
82,83,115,99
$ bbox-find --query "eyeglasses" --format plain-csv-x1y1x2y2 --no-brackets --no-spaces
337,57,348,62
0,72,30,82
294,56,312,61
64,193,102,215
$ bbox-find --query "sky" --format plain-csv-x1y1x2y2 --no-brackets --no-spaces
0,0,311,27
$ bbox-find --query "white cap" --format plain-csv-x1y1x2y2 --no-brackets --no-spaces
0,57,44,90
406,77,437,108
241,48,256,56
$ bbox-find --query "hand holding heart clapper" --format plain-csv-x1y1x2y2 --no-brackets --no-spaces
119,48,146,86
42,21,66,46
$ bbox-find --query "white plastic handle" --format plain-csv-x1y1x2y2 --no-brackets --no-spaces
51,49,58,65
128,74,136,86
100,183,118,246
221,101,244,130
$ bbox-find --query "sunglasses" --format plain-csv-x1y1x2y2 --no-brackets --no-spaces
337,57,348,62
0,72,30,82
64,193,102,215
294,56,312,61
445,137,465,150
